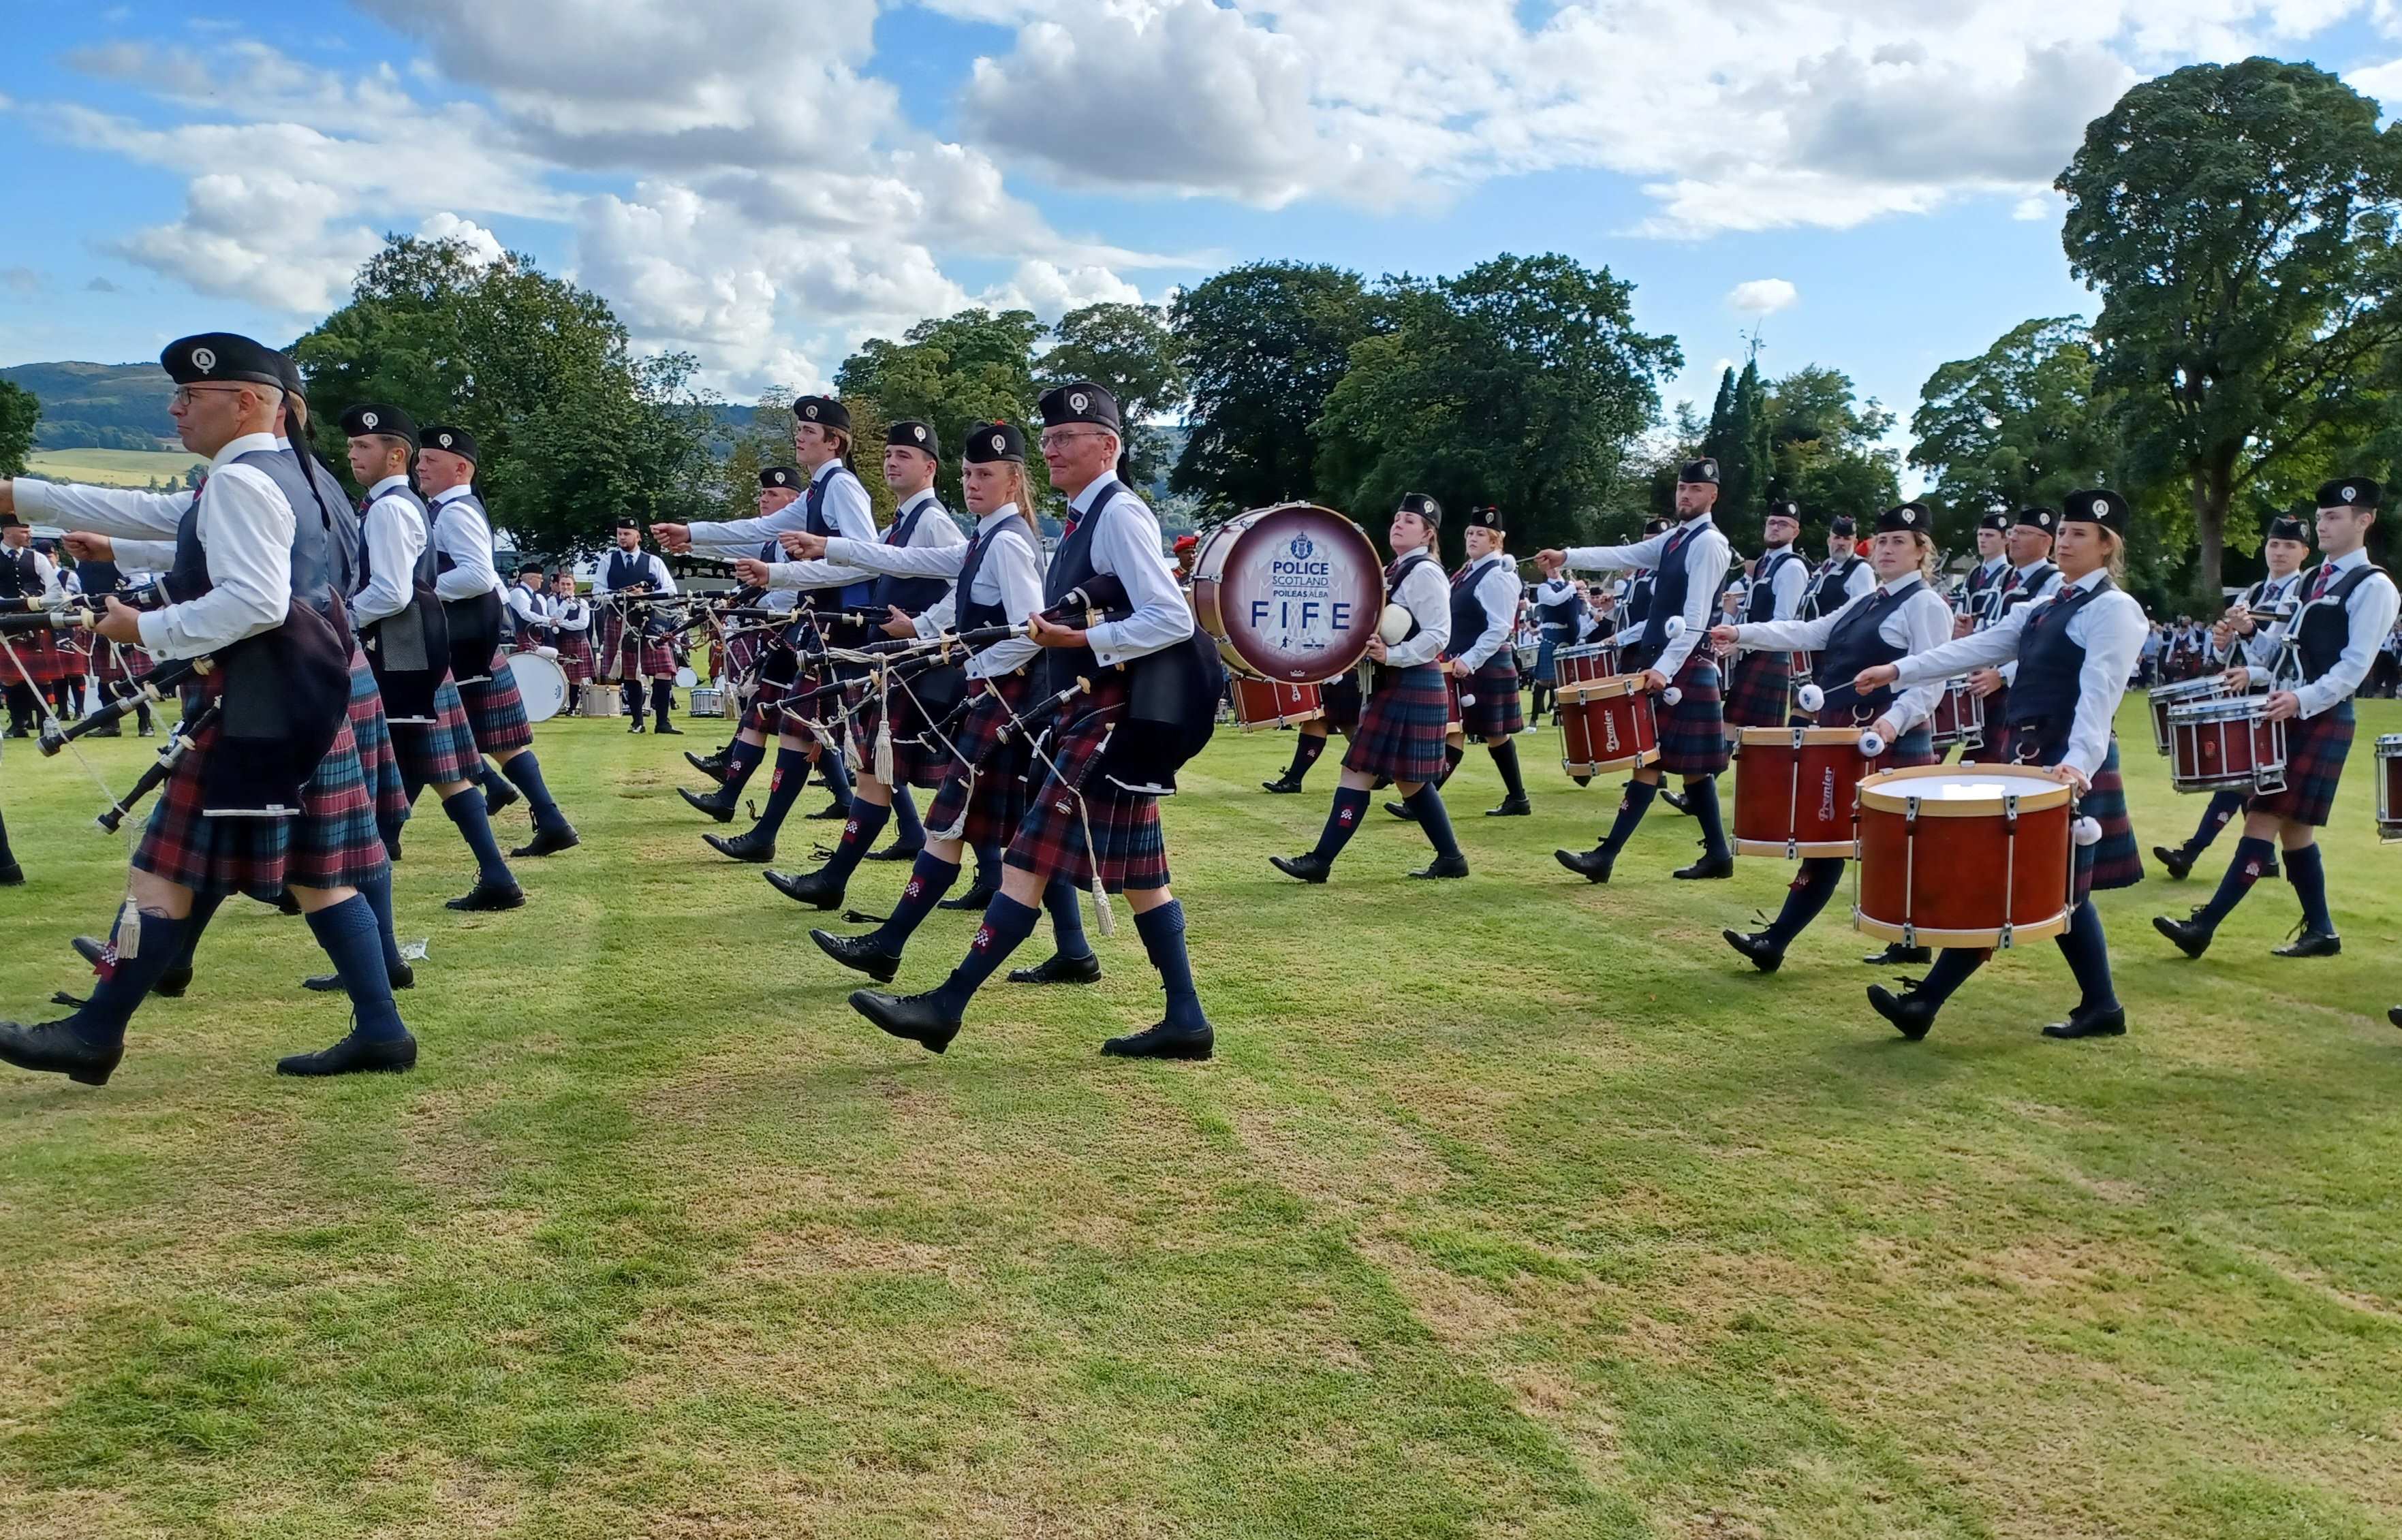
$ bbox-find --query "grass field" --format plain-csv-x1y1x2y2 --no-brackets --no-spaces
3,698,2400,1539
22,447,206,488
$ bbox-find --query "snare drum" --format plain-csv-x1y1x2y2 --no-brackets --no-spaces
1554,642,1612,686
1929,677,1984,751
1229,676,1323,731
690,687,724,718
1734,725,1884,859
2164,695,2286,794
2147,674,2228,756
2377,734,2402,840
1557,675,1659,779
1854,764,2074,949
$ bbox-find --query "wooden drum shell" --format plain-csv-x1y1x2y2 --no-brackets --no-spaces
1853,765,2074,949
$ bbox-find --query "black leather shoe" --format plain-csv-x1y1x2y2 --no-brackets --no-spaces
445,881,527,912
1867,983,1938,1041
0,860,22,887
1673,851,1735,880
851,990,961,1054
679,785,739,822
1101,1020,1213,1060
2042,1003,2126,1039
1485,795,1532,817
276,1029,418,1075
303,962,416,992
705,827,777,863
939,876,997,911
765,866,845,909
1658,789,1693,816
2152,844,2195,881
811,928,901,983
510,824,580,859
687,747,730,775
805,799,850,821
481,778,520,815
1555,846,1614,883
1408,852,1471,879
1270,851,1332,884
1861,943,1932,966
2388,1005,2401,1030
1261,774,1305,794
2272,928,2341,959
1723,929,1783,973
0,1020,124,1084
1009,952,1102,986
1384,799,1418,821
69,935,190,998
627,719,646,734
863,842,922,862
655,721,683,736
2152,913,2213,959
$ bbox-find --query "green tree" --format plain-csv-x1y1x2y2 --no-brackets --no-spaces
1702,357,1774,522
2057,57,2402,595
293,235,717,556
1312,253,1681,558
1762,364,1901,538
836,308,1047,517
1168,262,1386,514
1040,302,1187,490
1909,317,2110,548
0,379,37,477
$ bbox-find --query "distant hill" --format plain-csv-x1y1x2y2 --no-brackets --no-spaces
1,361,178,451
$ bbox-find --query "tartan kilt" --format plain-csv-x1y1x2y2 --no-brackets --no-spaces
2248,702,2352,827
554,635,595,685
1318,672,1363,733
597,610,676,680
92,637,157,691
53,634,91,678
389,677,483,787
347,650,409,827
1654,649,1730,776
847,687,943,790
1965,684,2011,764
2074,739,2143,902
0,631,66,687
1005,671,1169,893
924,672,1034,847
737,640,801,735
456,667,534,757
1533,637,1561,685
1456,657,1525,739
132,702,388,902
1724,650,1793,729
1343,663,1451,784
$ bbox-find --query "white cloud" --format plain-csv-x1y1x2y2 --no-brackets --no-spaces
416,213,504,266
111,172,382,317
1726,279,1798,317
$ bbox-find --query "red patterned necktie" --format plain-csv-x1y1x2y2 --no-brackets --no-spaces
2309,563,2335,601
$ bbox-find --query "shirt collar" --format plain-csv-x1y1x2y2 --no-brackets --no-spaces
975,503,1023,534
1070,477,1117,516
2322,547,2368,576
897,488,939,518
1764,542,1793,556
430,484,475,506
810,458,841,486
2066,567,2107,593
1877,573,1922,596
368,473,411,499
210,432,279,471
2014,556,2050,578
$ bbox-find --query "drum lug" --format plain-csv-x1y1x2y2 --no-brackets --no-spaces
1900,920,1916,947
1997,922,2013,949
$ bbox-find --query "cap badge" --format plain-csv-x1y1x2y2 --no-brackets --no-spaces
437,433,452,448
2343,485,2358,503
1069,391,1089,413
991,433,1005,453
912,425,926,442
191,347,217,375
2091,498,2107,517
1901,508,1916,525
361,411,379,430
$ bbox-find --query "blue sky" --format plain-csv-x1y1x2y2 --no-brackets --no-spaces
4,0,2398,469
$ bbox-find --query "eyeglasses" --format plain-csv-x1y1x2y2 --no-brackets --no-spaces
1038,429,1107,450
170,385,249,408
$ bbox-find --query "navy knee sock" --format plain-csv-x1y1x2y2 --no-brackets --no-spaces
818,797,889,886
933,893,1041,1016
1312,786,1371,863
2197,836,2276,928
1765,858,1845,947
1916,947,1986,1008
1436,741,1465,787
69,909,191,1048
972,841,1001,889
892,785,924,848
1405,783,1461,860
1602,779,1659,854
1043,877,1093,960
376,811,405,863
1689,775,1728,859
1135,898,1208,1031
1490,739,1526,800
357,869,406,975
2285,842,2334,934
441,787,516,888
2053,898,2118,1013
870,850,960,952
2185,792,2243,856
1286,732,1327,779
816,750,854,809
303,895,407,1043
173,890,226,971
501,751,567,831
753,747,811,840
722,735,768,796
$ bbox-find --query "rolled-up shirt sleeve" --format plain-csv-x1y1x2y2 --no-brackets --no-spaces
136,467,292,659
353,495,422,626
1383,561,1452,668
1084,496,1191,667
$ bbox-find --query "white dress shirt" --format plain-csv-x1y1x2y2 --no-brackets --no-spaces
548,593,591,633
2236,571,2302,675
1891,569,2146,779
1734,573,1951,733
1453,556,1522,670
1072,479,1191,667
131,433,294,660
13,480,190,582
505,581,547,631
3,545,64,603
1383,551,1452,669
910,506,1045,678
428,485,501,601
352,474,425,627
1563,514,1728,678
1754,545,1810,622
733,460,877,593
811,488,969,595
2290,549,2402,719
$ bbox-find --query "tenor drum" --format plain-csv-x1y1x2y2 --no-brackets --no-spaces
2165,696,2286,794
674,664,699,689
1929,677,1984,751
1190,503,1385,683
1556,676,1659,779
2377,735,2402,840
1229,676,1322,731
1854,765,2074,949
2147,674,2228,756
578,683,623,718
1734,725,1890,859
1554,642,1612,685
504,651,570,725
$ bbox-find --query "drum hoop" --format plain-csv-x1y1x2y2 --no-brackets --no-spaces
1736,725,1862,747
2166,697,2268,725
2378,734,2402,751
1856,762,2072,817
1557,675,1647,702
2152,676,2228,702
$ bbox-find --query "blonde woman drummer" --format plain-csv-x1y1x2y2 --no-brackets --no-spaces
1708,503,1953,975
1850,489,2148,1042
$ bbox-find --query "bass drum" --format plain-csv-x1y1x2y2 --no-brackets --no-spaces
505,650,570,725
1190,503,1385,684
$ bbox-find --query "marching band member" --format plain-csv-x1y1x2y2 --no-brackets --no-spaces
0,334,413,1080
1270,492,1469,885
506,563,549,650
746,420,965,913
72,544,160,737
591,519,681,734
849,382,1216,1060
1969,507,2062,759
548,569,594,703
52,556,90,719
1542,458,1736,884
1852,489,2147,1041
0,520,65,735
655,397,870,860
1258,668,1357,794
1954,511,2012,633
681,465,805,795
420,425,582,858
1527,565,1582,725
1721,500,1810,742
1809,516,1875,620
1390,505,1525,819
2154,480,2398,962
2154,514,2310,881
1711,504,1951,973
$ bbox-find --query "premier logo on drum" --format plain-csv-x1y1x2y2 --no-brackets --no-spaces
1602,714,1621,754
1819,768,1837,824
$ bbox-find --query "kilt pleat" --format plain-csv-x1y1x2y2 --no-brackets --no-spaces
2076,739,2143,900
924,672,1034,847
1343,663,1450,784
456,667,534,757
1005,672,1169,893
1655,650,1730,776
554,635,595,685
597,611,676,680
1724,650,1793,729
1457,657,1525,738
389,678,482,787
2247,701,2352,827
132,706,388,901
0,631,66,687
347,650,409,826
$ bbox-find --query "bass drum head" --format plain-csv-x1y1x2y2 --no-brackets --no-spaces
674,665,699,688
505,651,570,725
1191,503,1384,684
